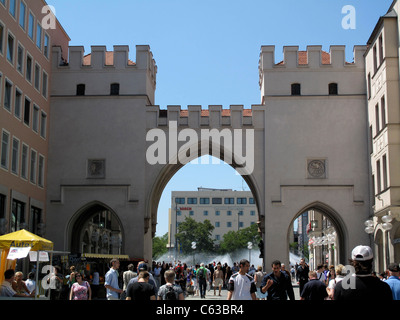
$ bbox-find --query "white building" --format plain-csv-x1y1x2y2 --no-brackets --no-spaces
168,188,258,248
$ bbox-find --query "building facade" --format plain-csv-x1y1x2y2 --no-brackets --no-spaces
168,188,258,249
0,0,69,237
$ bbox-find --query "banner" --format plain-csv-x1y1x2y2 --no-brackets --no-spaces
7,246,31,260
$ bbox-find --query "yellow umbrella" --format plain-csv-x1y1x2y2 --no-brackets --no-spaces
0,229,53,284
0,229,53,251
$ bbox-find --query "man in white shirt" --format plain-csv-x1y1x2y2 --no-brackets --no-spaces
227,259,256,300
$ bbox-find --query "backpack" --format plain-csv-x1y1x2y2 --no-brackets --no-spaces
197,267,205,280
164,285,177,300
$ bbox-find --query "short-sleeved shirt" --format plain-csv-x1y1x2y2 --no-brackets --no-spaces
0,281,16,297
157,283,183,300
383,276,400,300
334,275,393,300
104,268,120,299
126,281,155,300
228,272,256,300
71,281,90,300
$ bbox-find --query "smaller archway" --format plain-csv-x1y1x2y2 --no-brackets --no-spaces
69,202,124,255
288,202,346,270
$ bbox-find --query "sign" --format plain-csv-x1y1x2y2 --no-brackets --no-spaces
29,251,49,262
7,246,31,260
179,207,192,211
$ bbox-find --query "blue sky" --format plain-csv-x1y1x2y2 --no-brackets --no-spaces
48,0,394,236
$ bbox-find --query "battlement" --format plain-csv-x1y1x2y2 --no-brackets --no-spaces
259,45,367,70
146,105,266,129
52,44,157,77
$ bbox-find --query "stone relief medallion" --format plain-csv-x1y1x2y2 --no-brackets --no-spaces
307,159,326,178
87,159,105,178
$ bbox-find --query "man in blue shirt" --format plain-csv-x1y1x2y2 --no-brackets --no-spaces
104,258,123,300
385,263,400,300
260,260,295,300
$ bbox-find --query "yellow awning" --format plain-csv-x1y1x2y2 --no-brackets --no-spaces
81,253,130,260
0,229,53,251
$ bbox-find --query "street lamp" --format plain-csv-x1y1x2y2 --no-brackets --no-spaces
382,215,393,231
364,219,374,234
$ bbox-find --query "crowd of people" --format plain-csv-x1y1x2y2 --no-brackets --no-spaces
1,244,400,300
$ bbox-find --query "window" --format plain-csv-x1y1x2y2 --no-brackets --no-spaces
28,12,34,40
367,73,371,100
26,54,32,82
40,111,47,138
30,149,37,183
212,197,222,204
14,88,22,118
291,83,301,96
31,206,42,235
24,97,30,125
227,210,232,216
0,194,5,221
200,198,209,204
237,197,247,204
44,34,50,58
215,222,220,228
203,210,208,216
373,45,377,74
0,23,4,54
249,198,255,204
21,144,28,179
7,33,14,63
19,1,26,29
36,23,42,50
189,210,194,216
1,131,10,169
379,35,384,66
250,210,256,216
215,210,220,216
42,71,48,98
176,210,181,216
376,160,381,193
224,198,234,204
76,84,85,96
375,103,380,135
11,199,25,232
9,0,16,18
34,63,40,91
11,137,19,174
32,105,39,132
238,210,244,216
175,197,185,204
110,83,119,95
329,83,338,95
187,198,197,204
381,95,386,129
239,222,244,228
17,43,24,73
227,222,232,228
383,154,388,190
4,80,12,111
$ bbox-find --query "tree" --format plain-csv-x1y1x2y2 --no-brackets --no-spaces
175,217,215,255
152,232,169,259
218,223,261,254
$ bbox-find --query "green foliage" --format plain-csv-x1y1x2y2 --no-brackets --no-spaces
152,232,169,259
175,217,215,255
218,223,261,254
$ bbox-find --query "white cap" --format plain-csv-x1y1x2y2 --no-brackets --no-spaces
351,245,373,261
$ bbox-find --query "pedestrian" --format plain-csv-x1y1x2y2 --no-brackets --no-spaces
227,259,256,300
260,260,295,300
25,272,36,295
254,266,267,300
91,267,100,299
12,271,30,295
300,271,328,300
121,264,137,299
104,258,123,300
157,269,184,300
125,271,155,300
327,264,345,299
154,262,162,288
197,263,208,298
213,263,224,296
127,262,158,296
297,258,309,295
316,264,326,283
334,245,393,300
69,272,91,300
385,263,400,300
48,266,63,300
225,266,232,289
0,269,34,298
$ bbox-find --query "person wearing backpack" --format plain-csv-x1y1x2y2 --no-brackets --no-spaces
197,263,208,299
157,270,184,300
